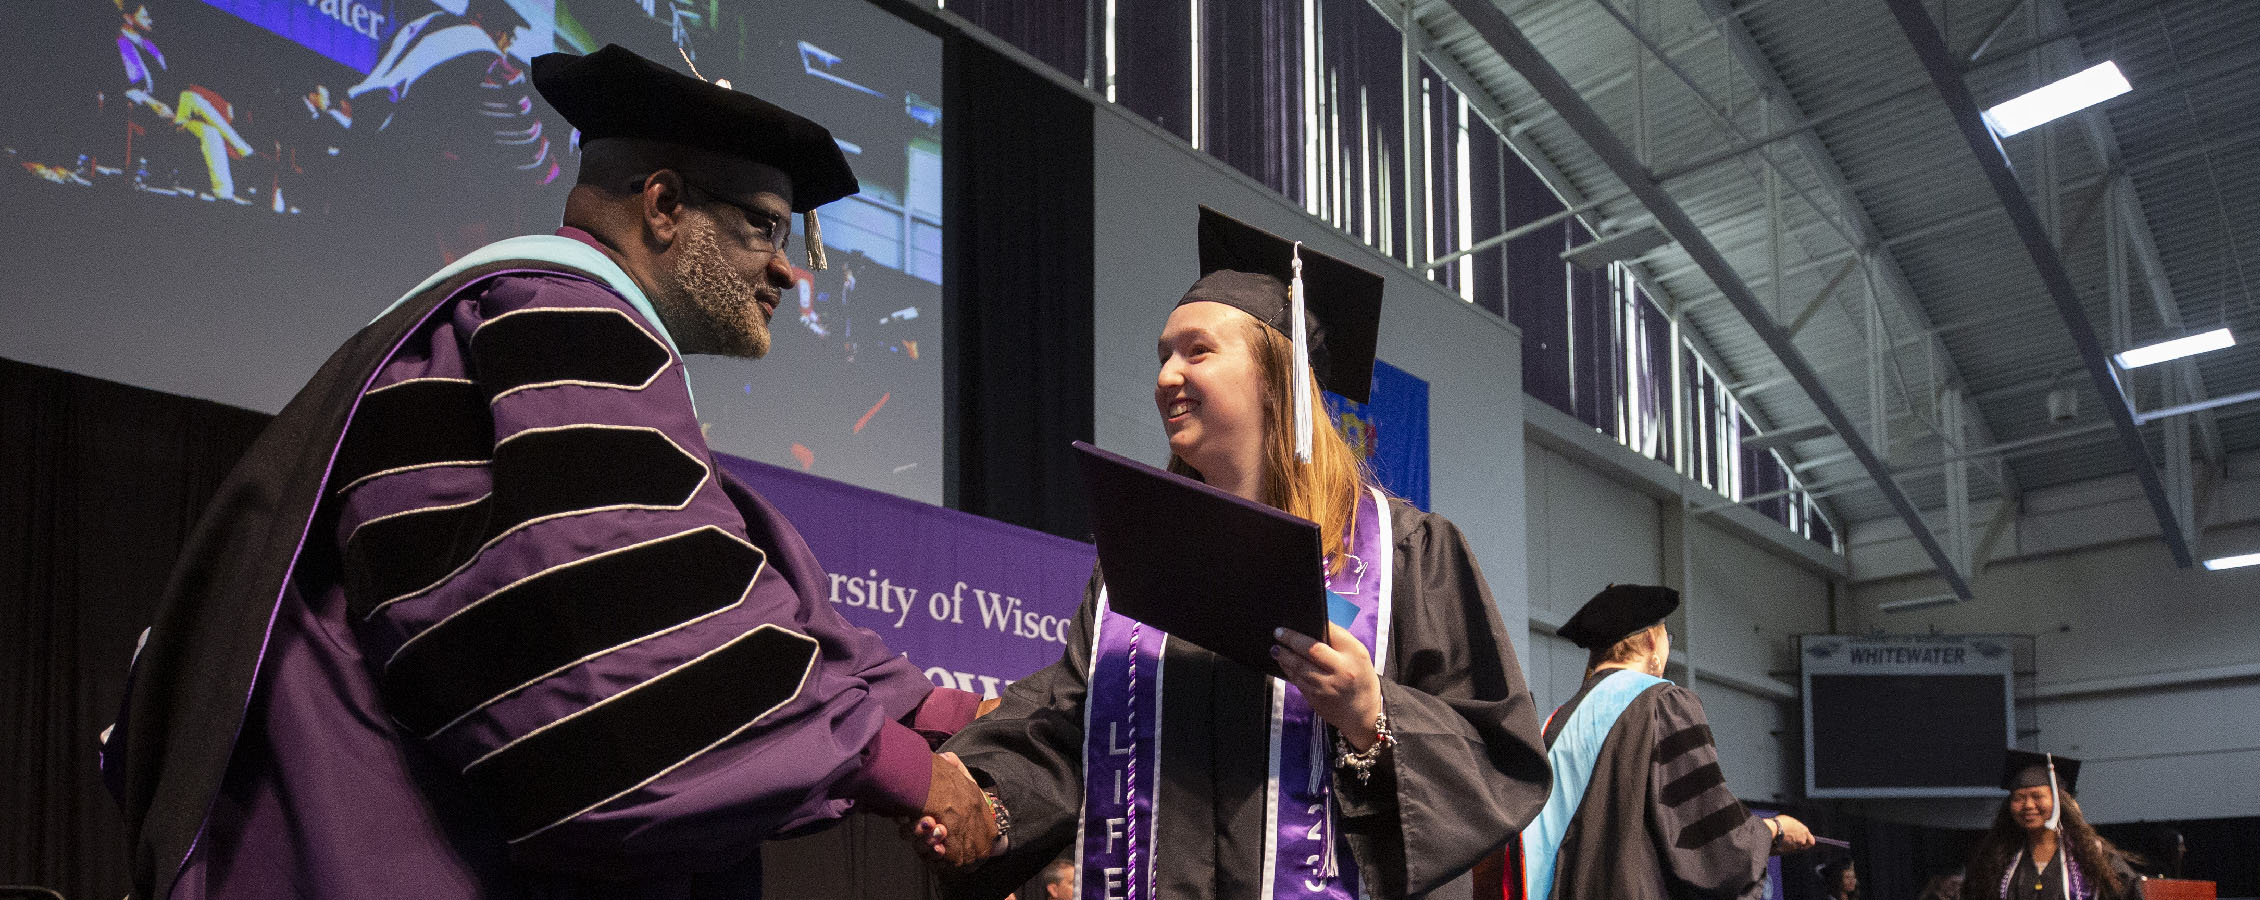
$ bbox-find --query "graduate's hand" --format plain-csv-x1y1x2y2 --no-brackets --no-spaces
904,809,1012,871
907,752,999,867
1273,625,1385,750
1768,814,1816,853
976,696,1003,718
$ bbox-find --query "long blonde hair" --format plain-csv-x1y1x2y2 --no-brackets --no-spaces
1168,314,1376,574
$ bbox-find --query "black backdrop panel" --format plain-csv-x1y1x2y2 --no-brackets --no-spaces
942,36,1096,542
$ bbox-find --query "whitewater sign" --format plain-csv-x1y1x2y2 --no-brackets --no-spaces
1800,634,2014,675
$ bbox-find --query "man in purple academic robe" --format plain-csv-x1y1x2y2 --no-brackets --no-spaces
99,45,999,900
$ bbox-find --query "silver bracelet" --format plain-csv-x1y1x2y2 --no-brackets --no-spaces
1334,711,1396,784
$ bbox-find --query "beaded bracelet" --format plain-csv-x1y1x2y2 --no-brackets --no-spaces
1334,711,1396,784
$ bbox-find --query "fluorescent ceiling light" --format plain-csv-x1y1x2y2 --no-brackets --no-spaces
1984,61,2133,137
2203,553,2260,572
2115,328,2235,369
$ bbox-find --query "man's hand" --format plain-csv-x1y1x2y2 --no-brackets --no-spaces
976,696,1003,718
1273,625,1385,749
904,751,998,867
1768,814,1815,853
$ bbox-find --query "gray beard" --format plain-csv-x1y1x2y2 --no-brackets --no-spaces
663,218,771,359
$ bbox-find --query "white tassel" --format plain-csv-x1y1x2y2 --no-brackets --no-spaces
1289,242,1314,464
1308,722,1327,794
2045,755,2062,832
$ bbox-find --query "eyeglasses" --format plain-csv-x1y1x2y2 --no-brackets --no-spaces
633,173,791,255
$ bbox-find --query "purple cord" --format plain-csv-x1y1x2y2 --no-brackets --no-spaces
1126,623,1141,900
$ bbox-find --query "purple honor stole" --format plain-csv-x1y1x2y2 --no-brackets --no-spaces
1078,488,1393,900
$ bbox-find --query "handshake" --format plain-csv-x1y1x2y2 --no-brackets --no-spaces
901,696,1011,868
901,750,1007,868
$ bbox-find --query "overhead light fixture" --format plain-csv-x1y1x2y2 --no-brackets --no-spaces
1879,593,1962,613
2203,553,2260,572
1983,61,2133,138
2114,328,2235,369
1561,224,1671,270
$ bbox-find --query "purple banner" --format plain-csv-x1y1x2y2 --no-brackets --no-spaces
720,454,1095,698
201,0,405,73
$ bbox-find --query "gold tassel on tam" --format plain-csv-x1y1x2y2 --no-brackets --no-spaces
804,208,828,271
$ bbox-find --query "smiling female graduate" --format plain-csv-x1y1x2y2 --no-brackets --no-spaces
916,207,1551,900
1961,752,2144,900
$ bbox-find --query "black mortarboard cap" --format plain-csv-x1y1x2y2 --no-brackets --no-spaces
1183,206,1384,403
530,45,860,214
1559,584,1680,650
2002,749,2081,794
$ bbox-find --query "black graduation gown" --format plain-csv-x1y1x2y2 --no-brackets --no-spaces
939,499,1551,900
2002,843,2143,900
1539,669,1773,900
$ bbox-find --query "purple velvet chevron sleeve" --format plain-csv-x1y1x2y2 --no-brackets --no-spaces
323,268,942,875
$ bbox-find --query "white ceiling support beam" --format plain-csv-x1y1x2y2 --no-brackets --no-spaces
1719,0,2027,504
1647,81,1936,187
1495,0,1807,127
1943,388,1975,577
1961,0,2176,71
1786,255,1863,339
1793,420,2115,478
1385,0,1850,544
2132,386,2260,427
1590,0,2020,515
1864,262,1893,475
1963,0,2032,61
1400,0,1427,271
1376,1,1759,431
1732,303,2042,396
1655,201,1998,292
2031,0,2220,532
2114,179,2227,469
1883,0,2195,568
1437,0,1971,599
2050,29,2235,471
1608,0,2014,513
1423,185,1634,271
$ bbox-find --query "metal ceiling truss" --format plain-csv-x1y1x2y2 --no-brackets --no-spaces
1881,0,2197,567
1433,0,1977,598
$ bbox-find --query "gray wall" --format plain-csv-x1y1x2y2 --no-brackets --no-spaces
1523,402,1837,806
1089,108,1531,636
1849,517,2260,824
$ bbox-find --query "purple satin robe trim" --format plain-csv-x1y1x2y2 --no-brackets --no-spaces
1268,488,1384,900
1079,613,1161,900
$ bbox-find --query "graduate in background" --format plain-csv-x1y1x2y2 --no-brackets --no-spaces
1960,752,2143,900
1516,584,1815,900
921,207,1550,899
1820,858,1859,900
98,45,995,900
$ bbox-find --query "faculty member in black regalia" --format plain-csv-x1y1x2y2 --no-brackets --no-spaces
1961,752,2143,900
1516,584,1815,900
916,207,1551,900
